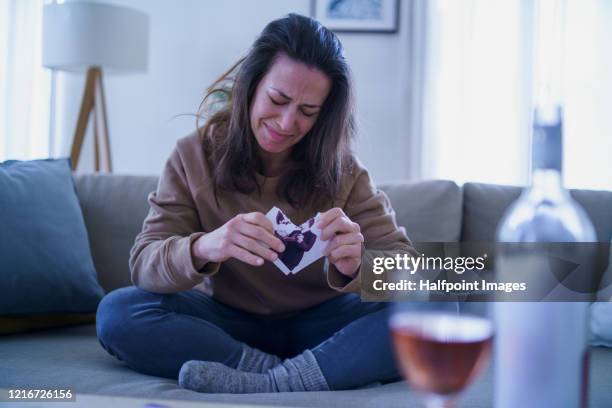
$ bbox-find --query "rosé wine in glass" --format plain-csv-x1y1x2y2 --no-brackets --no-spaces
390,311,493,408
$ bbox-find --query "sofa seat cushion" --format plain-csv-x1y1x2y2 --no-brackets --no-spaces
2,324,612,406
0,324,486,407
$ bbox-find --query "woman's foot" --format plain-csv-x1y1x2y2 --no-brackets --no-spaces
178,350,329,393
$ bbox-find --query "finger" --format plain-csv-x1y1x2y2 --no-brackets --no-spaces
329,244,362,263
229,245,264,266
325,232,364,255
233,234,278,262
239,222,285,252
321,216,359,241
242,212,274,233
315,207,345,229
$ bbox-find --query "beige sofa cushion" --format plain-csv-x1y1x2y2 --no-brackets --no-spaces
74,174,157,293
380,179,462,242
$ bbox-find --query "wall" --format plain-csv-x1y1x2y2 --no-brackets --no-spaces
54,0,411,184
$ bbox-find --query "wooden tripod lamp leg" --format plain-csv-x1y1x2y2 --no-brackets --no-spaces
70,67,97,171
96,69,112,172
70,66,113,173
93,94,100,172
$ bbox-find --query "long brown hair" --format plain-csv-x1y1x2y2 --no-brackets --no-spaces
197,13,356,208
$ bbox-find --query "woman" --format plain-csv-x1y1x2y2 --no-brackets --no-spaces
96,13,416,393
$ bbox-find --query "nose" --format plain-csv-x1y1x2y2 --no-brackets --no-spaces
278,107,297,133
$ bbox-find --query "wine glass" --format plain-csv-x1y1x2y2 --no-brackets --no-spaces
389,301,493,408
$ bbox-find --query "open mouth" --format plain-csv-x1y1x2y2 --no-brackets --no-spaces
264,123,292,143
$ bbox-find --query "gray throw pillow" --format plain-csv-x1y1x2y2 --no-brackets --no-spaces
0,158,104,314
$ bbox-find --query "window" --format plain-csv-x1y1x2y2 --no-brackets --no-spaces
0,0,50,162
421,0,611,190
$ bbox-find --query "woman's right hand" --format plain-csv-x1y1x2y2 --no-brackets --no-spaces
192,212,285,267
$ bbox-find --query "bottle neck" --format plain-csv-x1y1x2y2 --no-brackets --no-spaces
532,106,563,172
530,168,565,197
529,105,566,199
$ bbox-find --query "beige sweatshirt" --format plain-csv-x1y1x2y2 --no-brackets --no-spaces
130,132,415,316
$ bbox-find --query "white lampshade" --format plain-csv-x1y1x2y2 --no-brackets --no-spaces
43,1,149,73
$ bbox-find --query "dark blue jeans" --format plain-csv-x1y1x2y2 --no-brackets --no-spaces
96,286,400,390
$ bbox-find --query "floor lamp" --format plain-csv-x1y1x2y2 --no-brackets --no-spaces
42,2,149,172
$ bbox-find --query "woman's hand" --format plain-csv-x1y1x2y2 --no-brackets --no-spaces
317,208,364,278
192,212,285,267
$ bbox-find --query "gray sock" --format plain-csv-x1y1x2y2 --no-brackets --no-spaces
236,344,281,373
269,350,330,392
178,350,330,394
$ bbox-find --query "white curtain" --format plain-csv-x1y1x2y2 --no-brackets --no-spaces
416,0,612,190
562,0,612,191
0,0,50,162
420,0,532,186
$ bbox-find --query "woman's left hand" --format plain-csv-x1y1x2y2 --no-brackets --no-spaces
317,208,364,278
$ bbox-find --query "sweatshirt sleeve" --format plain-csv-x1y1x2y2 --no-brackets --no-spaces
129,146,220,293
325,164,418,296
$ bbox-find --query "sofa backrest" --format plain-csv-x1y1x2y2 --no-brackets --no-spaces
73,174,610,294
74,174,157,293
380,180,463,242
462,182,612,242
73,175,464,293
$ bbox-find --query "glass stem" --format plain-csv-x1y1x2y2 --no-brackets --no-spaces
426,397,455,408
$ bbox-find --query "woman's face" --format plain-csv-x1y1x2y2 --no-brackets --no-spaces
250,53,332,156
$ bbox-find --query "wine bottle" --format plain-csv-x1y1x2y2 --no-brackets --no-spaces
494,105,596,408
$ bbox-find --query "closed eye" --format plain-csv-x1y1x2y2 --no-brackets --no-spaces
269,93,318,117
301,110,317,118
269,95,285,106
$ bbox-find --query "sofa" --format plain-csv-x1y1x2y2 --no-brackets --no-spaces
2,174,611,407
